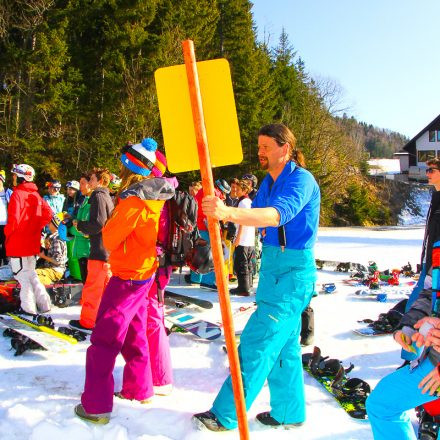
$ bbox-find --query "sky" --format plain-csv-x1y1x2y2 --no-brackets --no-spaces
251,0,440,139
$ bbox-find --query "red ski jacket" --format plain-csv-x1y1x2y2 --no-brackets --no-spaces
5,182,53,257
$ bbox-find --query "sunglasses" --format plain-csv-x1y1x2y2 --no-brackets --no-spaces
426,168,440,174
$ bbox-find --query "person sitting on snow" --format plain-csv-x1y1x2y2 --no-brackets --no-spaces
36,215,67,285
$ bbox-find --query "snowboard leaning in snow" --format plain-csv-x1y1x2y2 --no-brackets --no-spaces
164,307,222,341
0,314,77,354
164,290,213,309
302,346,370,420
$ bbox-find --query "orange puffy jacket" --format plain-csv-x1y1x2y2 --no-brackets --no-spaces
102,178,175,281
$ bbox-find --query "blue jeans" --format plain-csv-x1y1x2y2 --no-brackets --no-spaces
367,356,438,440
211,246,316,429
190,230,216,286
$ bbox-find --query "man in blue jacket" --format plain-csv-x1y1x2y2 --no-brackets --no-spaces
194,123,320,431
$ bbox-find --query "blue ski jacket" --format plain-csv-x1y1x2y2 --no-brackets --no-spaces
252,161,320,249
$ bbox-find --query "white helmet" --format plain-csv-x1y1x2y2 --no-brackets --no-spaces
11,164,35,182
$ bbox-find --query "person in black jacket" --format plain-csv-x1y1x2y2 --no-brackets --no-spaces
69,168,114,333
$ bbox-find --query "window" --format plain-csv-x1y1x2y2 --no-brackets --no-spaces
437,150,440,159
418,150,436,162
438,131,440,142
429,130,436,142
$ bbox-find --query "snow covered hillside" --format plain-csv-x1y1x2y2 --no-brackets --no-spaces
0,226,426,440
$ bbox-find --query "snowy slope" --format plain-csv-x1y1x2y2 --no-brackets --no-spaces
0,226,426,440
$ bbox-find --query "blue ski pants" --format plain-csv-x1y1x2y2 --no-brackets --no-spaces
367,356,438,440
401,265,426,362
211,246,316,429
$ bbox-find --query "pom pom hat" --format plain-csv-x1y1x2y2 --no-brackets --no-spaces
120,137,167,177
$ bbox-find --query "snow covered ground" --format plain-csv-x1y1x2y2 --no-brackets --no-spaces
0,226,427,440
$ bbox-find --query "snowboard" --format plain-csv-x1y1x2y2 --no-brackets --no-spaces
0,315,76,354
164,290,213,309
302,347,369,420
164,307,222,341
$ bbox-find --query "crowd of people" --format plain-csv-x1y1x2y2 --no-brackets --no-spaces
4,122,440,438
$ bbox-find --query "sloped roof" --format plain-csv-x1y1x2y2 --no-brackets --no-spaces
403,113,440,152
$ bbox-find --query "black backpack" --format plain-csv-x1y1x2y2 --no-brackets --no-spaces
161,190,199,268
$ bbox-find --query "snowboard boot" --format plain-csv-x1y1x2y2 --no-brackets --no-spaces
74,404,110,425
184,274,200,286
256,412,303,429
193,410,228,432
230,275,251,296
417,407,440,440
68,319,93,335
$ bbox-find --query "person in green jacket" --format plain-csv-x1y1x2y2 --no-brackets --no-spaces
68,174,92,282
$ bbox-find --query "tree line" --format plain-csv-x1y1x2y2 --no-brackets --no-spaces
0,0,398,225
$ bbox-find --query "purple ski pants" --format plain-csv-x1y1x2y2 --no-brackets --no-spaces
147,266,173,387
81,275,154,414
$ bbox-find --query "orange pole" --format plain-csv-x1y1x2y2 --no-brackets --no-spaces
182,39,249,439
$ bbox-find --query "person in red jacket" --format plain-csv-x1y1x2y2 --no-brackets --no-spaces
5,164,53,314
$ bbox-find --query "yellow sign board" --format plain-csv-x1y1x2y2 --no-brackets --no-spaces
154,58,242,173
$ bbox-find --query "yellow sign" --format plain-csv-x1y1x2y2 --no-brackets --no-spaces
154,58,242,173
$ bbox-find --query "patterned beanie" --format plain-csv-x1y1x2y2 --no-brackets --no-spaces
120,138,158,176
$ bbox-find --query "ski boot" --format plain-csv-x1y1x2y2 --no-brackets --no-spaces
417,406,440,440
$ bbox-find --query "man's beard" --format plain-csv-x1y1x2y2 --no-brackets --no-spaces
259,156,269,170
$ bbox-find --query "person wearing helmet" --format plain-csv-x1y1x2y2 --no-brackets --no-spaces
43,180,65,215
75,138,175,424
0,170,13,266
241,173,258,200
5,164,53,314
196,124,320,431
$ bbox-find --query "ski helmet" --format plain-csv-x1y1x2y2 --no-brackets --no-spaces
215,179,231,195
242,174,258,189
187,240,214,274
11,164,35,182
66,180,80,191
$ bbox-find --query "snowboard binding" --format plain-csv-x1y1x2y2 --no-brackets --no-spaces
3,328,43,356
302,346,370,420
57,326,88,342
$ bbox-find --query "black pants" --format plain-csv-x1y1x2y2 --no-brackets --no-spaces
233,245,254,293
78,257,88,283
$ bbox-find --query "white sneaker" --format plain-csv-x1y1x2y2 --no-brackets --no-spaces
154,384,173,396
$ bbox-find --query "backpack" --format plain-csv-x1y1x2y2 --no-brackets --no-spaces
161,190,199,268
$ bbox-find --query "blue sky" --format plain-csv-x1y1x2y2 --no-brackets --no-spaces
251,0,440,139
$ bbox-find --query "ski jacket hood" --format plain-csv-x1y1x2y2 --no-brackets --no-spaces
103,178,175,280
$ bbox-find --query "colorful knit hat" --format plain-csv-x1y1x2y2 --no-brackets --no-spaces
120,138,167,177
0,170,5,183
